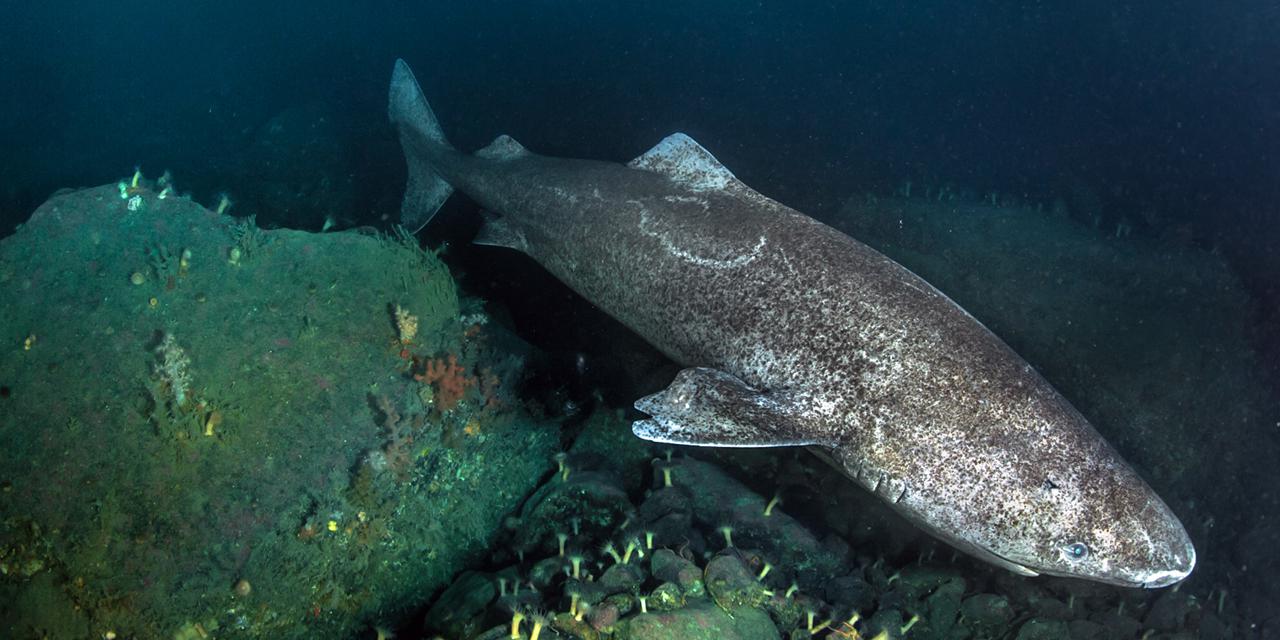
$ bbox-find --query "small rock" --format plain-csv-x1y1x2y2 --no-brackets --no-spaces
648,582,686,612
960,593,1014,633
600,562,646,595
924,577,965,635
422,571,495,638
637,486,693,521
1028,595,1074,620
552,611,600,640
877,588,910,613
529,556,565,589
1016,618,1071,640
650,549,694,581
588,601,621,632
896,565,962,601
865,609,904,640
995,572,1048,608
1143,590,1191,631
650,549,705,596
821,534,852,567
823,575,876,613
614,601,780,640
516,470,634,554
1090,611,1142,639
704,552,768,610
1067,619,1111,640
605,593,636,617
646,512,695,551
762,592,816,631
565,578,608,609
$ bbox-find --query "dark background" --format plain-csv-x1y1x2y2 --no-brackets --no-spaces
2,0,1277,377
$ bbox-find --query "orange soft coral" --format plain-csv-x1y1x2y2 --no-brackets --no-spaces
414,354,475,411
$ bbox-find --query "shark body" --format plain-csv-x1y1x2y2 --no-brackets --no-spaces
389,59,1195,587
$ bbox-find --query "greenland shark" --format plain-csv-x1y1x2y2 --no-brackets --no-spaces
388,59,1195,587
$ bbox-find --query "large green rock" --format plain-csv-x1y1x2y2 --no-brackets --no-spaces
0,183,557,638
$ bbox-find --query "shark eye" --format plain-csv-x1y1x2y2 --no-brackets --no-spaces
1064,542,1090,561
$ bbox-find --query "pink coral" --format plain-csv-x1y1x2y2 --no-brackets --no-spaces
414,354,475,411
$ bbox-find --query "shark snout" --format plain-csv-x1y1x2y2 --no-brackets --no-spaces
1141,537,1196,588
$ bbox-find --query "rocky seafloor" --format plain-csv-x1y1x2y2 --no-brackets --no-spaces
419,412,1240,640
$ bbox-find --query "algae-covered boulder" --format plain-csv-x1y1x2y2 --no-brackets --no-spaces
1015,618,1071,640
704,551,769,610
650,548,705,597
961,593,1015,634
422,571,498,640
657,457,842,588
0,183,558,638
614,602,780,640
511,468,635,558
598,561,646,596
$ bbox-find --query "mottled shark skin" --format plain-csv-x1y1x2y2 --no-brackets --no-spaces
388,59,1195,588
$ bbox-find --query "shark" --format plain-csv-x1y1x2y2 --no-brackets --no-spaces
388,59,1195,588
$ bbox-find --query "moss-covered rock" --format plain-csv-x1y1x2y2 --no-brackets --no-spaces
0,184,559,638
512,469,634,557
422,571,497,639
599,561,646,596
614,602,780,640
647,582,686,612
960,593,1015,635
1015,618,1071,640
704,551,769,610
650,548,705,597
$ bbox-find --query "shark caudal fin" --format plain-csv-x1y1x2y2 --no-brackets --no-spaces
389,59,455,232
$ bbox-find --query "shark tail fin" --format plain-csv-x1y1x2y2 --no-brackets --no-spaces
389,59,454,232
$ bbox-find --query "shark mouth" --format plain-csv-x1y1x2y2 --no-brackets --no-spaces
992,549,1193,589
1141,570,1190,589
982,548,1042,579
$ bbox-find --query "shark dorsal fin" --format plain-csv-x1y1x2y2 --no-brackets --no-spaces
628,133,738,192
476,134,530,160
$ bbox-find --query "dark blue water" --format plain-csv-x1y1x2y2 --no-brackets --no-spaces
10,1,1275,349
4,1,1276,349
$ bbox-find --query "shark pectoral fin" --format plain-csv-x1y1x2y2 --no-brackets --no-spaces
633,367,823,448
474,214,530,253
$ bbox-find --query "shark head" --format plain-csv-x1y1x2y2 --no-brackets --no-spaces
901,407,1198,589
980,450,1197,588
